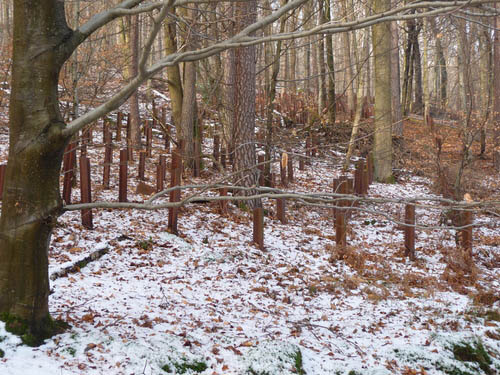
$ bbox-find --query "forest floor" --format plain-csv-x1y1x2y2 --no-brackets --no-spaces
0,106,499,375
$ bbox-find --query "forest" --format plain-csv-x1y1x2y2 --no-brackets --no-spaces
0,0,499,374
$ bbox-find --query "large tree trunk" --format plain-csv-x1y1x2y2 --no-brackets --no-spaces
232,1,259,207
372,0,393,181
0,0,72,338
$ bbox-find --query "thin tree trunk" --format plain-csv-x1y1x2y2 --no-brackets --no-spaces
493,6,500,152
129,14,142,149
423,18,430,127
412,21,423,114
164,9,183,136
325,0,336,127
179,6,198,167
345,30,369,170
265,0,288,185
289,12,298,93
391,16,403,136
372,0,393,181
341,0,355,115
317,1,327,114
478,29,492,157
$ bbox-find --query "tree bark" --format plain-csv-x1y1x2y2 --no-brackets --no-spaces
164,9,184,135
231,0,259,207
179,6,198,167
317,0,327,114
265,0,288,185
412,22,423,114
129,14,142,149
341,0,355,115
180,60,197,167
372,0,393,181
391,17,403,136
325,0,336,127
0,0,72,336
493,6,500,151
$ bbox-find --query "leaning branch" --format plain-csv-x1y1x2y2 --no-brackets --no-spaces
63,184,500,231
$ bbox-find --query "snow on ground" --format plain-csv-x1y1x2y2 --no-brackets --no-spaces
0,121,499,375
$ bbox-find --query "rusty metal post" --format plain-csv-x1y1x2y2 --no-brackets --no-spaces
119,149,128,202
361,164,369,195
103,132,112,190
79,156,93,229
253,207,264,249
146,124,153,158
354,160,363,195
213,134,220,169
138,151,146,181
336,176,348,246
367,153,374,185
156,160,164,193
404,204,416,260
461,210,473,253
276,198,287,224
219,188,228,215
116,112,122,142
168,148,182,234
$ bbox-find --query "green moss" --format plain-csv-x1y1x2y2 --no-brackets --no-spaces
137,237,154,251
0,313,28,336
247,369,270,375
452,340,492,374
0,313,69,347
0,348,4,358
292,350,306,375
65,346,76,356
161,359,207,374
161,364,171,372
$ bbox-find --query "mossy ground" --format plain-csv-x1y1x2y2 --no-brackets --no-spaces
0,313,69,347
393,337,498,375
161,358,207,374
451,340,492,375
